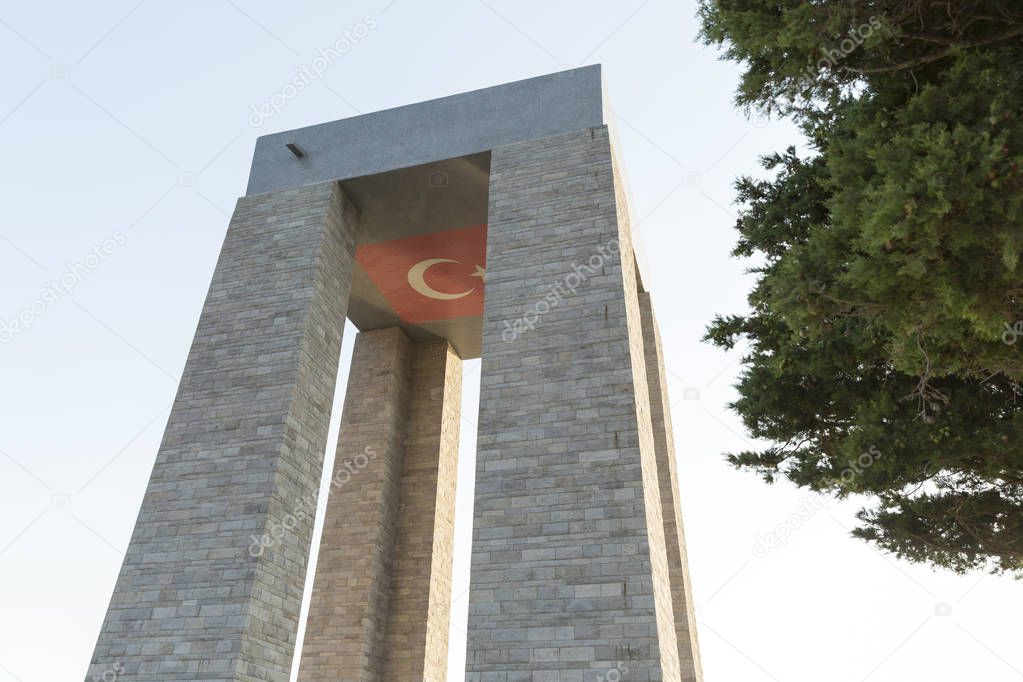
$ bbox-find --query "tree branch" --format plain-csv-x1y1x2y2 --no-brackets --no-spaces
844,23,1023,74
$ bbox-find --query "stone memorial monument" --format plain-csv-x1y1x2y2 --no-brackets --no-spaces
85,65,702,682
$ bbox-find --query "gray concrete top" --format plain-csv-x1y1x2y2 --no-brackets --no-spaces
245,65,606,195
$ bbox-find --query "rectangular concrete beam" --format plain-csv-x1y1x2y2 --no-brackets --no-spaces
246,65,605,195
84,181,357,682
639,292,704,682
465,126,682,681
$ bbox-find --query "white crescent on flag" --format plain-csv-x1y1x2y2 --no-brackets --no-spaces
406,258,475,300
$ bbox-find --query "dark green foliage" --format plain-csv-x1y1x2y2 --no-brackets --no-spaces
700,1,1023,573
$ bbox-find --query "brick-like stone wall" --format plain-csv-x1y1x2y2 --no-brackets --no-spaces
298,333,462,682
612,141,683,682
466,126,682,681
84,182,357,682
299,327,412,681
638,292,703,682
382,341,462,681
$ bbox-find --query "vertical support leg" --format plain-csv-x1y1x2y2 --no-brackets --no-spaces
84,182,357,682
466,127,682,681
639,292,703,682
298,334,462,682
383,341,463,681
299,328,412,681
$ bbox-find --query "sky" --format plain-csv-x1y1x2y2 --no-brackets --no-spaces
0,1,1020,681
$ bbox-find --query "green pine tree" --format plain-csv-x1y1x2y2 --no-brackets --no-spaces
699,0,1023,574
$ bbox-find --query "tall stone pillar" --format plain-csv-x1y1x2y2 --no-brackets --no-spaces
382,340,462,681
85,182,358,682
466,126,683,681
299,327,412,681
298,331,462,682
639,292,703,682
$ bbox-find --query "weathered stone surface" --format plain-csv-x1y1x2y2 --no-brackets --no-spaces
639,292,703,682
299,327,412,681
465,126,682,681
382,341,462,681
298,331,462,682
88,72,704,682
85,182,357,682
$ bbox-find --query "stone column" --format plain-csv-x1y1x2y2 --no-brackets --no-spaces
299,327,412,681
298,333,462,682
382,341,462,681
639,292,703,682
466,126,682,681
84,182,357,682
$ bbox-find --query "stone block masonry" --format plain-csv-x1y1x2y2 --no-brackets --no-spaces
465,126,683,681
298,330,462,682
382,340,462,681
638,292,703,682
84,181,358,682
84,68,706,682
298,327,412,681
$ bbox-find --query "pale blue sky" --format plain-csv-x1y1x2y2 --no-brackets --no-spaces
1,1,1019,680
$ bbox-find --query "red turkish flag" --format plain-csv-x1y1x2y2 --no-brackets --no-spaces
356,224,487,324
